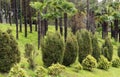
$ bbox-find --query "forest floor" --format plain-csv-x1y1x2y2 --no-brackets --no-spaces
0,23,120,77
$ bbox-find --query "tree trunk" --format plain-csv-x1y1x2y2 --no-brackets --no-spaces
28,0,32,33
86,0,90,30
102,21,108,39
0,0,2,23
19,0,22,32
64,13,67,42
114,19,119,41
38,12,41,49
55,18,58,31
59,17,63,35
8,1,12,26
23,0,27,37
15,0,19,39
5,0,8,23
119,29,120,42
44,19,48,35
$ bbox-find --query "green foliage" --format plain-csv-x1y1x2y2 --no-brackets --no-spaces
98,55,111,70
112,58,120,68
41,32,64,67
0,30,20,72
63,32,78,66
8,64,28,77
70,62,83,72
117,46,120,58
24,43,37,69
35,66,47,77
76,30,93,63
102,38,113,61
92,35,101,61
82,55,97,71
6,28,12,34
48,63,65,76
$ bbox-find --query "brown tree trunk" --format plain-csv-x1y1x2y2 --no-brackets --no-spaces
44,19,48,35
19,0,22,32
55,18,58,31
15,0,19,39
59,17,63,35
64,13,67,42
38,12,41,49
114,19,119,41
102,22,108,39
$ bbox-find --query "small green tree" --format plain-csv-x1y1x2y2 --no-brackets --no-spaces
102,37,113,61
82,55,97,71
0,30,20,72
41,32,64,67
92,35,101,61
63,32,78,66
76,30,93,63
24,43,37,70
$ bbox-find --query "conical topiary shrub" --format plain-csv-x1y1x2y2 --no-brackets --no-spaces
0,29,20,72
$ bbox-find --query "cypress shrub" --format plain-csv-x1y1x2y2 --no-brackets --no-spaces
92,35,101,61
118,46,120,58
0,30,20,72
102,38,113,61
82,55,97,71
98,55,111,70
112,58,120,68
41,32,64,67
76,30,92,63
24,43,37,69
63,32,78,66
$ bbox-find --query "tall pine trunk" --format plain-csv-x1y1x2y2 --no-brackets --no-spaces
59,17,63,35
15,0,19,39
23,0,27,37
44,19,48,35
0,0,2,23
8,1,12,25
38,12,41,49
19,0,22,32
64,13,67,42
28,0,32,33
114,19,119,41
55,18,58,31
102,21,108,39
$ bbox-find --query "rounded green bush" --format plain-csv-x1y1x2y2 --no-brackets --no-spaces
82,55,97,71
8,64,28,77
76,30,93,63
63,32,78,66
98,55,111,70
35,66,47,77
91,35,101,61
48,63,65,76
117,46,120,58
41,32,64,67
112,58,120,68
0,30,20,72
102,38,113,61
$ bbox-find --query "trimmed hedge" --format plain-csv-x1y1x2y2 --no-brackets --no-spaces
0,30,20,72
63,32,78,66
76,30,93,63
41,32,64,67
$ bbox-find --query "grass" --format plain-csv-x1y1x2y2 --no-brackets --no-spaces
0,23,120,77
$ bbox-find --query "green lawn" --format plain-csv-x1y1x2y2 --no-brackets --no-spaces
0,23,120,77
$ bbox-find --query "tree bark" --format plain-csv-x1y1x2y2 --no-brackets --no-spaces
64,13,67,42
28,0,32,33
15,0,19,39
59,17,63,35
44,19,48,35
55,18,58,31
38,12,41,49
114,19,119,41
23,0,27,37
102,22,108,39
19,0,22,32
